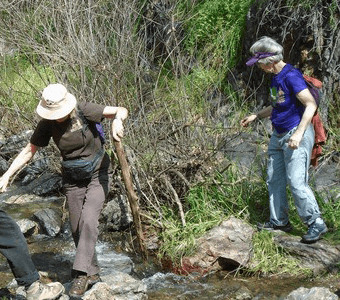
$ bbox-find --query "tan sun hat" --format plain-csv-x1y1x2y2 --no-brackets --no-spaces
36,83,77,120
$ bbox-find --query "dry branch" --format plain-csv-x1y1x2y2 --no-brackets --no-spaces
161,174,186,227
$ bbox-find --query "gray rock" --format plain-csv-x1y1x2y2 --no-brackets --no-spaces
83,272,148,300
33,208,62,237
4,193,43,205
184,216,255,272
31,173,63,196
100,195,133,231
16,218,38,236
0,130,33,157
273,233,340,274
310,152,340,202
83,282,117,299
102,272,147,294
0,157,9,175
222,132,267,176
96,244,134,275
285,287,338,300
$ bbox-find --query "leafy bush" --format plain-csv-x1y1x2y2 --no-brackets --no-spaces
184,0,252,68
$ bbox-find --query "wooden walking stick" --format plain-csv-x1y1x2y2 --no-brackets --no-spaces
113,140,147,259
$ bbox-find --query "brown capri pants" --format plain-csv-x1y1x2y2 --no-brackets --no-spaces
63,153,112,276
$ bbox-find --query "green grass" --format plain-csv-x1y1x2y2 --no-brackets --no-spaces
158,165,340,275
0,54,55,115
251,230,312,276
183,0,253,68
158,167,268,263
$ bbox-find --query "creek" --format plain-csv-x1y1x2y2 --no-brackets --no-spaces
0,199,339,300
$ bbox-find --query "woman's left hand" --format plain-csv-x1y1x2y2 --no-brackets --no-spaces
112,119,124,141
288,131,303,149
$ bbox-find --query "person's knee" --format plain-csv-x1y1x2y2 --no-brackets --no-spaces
81,218,99,234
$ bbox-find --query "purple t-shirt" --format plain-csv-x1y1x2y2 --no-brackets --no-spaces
270,64,307,133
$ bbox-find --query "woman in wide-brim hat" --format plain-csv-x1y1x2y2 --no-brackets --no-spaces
0,83,128,298
36,83,77,120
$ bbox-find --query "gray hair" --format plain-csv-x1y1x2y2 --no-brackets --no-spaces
249,36,283,64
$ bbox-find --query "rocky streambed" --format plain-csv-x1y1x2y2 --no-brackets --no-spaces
0,130,339,300
0,192,340,300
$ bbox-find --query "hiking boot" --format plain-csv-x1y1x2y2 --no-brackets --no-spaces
257,221,293,233
26,280,65,300
302,221,328,243
69,275,89,298
87,274,101,286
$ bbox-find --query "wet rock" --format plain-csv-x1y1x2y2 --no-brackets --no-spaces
4,193,43,204
96,244,134,275
16,218,38,236
100,195,133,231
19,151,51,184
232,286,253,300
33,208,62,237
0,130,33,158
30,173,63,196
20,157,52,185
3,192,63,205
105,271,147,300
82,272,148,300
0,157,8,175
83,282,117,299
183,217,255,273
273,232,340,274
103,272,147,295
285,286,338,300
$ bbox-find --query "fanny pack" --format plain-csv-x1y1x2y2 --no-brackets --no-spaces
61,148,104,182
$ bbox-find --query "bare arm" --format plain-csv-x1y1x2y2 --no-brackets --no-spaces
0,143,39,192
102,106,129,142
288,88,317,149
240,106,272,127
102,106,128,120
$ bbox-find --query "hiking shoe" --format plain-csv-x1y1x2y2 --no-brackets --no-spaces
26,280,65,300
257,221,293,233
87,274,102,286
302,221,328,243
69,275,89,298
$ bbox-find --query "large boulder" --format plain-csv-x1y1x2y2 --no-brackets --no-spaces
182,217,255,273
273,232,340,275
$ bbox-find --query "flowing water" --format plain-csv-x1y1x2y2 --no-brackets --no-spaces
0,196,339,299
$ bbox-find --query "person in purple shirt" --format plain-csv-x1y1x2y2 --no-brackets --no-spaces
241,36,327,243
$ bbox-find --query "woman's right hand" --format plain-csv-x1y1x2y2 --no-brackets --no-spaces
112,118,124,142
0,143,38,192
240,114,257,127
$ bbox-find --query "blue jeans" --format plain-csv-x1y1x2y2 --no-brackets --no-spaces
267,124,321,226
0,210,40,287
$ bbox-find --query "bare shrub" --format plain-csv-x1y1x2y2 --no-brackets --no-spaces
0,0,231,224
